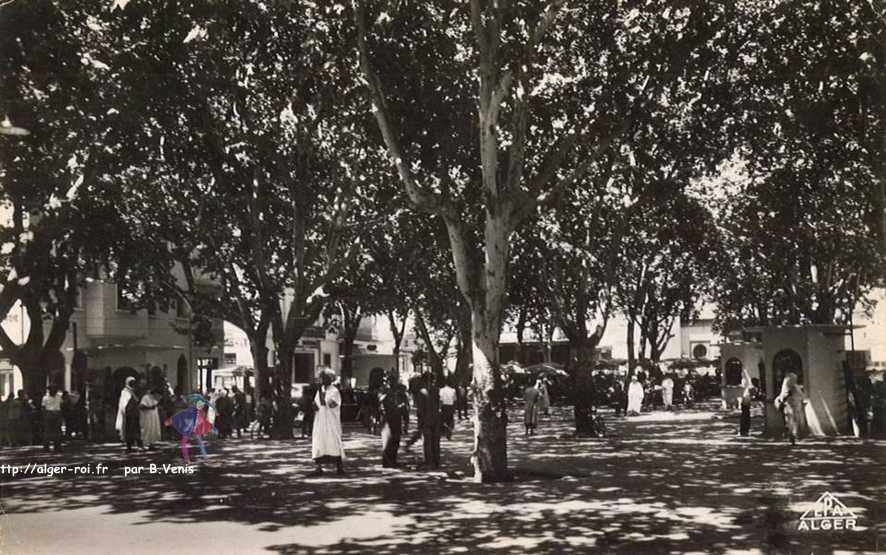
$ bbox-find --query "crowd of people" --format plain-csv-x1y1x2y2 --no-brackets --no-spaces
0,387,88,450
569,367,724,417
5,363,886,469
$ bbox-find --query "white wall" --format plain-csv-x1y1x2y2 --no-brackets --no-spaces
851,287,886,367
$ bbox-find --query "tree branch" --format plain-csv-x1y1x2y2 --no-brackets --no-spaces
442,217,481,308
354,1,450,215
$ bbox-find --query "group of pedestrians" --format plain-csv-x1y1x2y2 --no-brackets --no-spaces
305,368,468,473
115,376,163,452
617,370,705,415
0,387,89,449
112,375,252,454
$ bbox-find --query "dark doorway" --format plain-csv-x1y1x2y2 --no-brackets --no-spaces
725,358,744,386
177,354,188,392
71,350,88,394
46,351,65,388
369,367,386,390
773,349,803,387
293,353,314,383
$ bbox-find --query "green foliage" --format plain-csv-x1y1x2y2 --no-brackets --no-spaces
710,0,886,330
0,1,167,376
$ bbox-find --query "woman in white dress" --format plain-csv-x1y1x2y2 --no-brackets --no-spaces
661,375,675,410
310,368,345,475
139,390,162,448
775,372,807,445
537,379,551,416
627,375,644,416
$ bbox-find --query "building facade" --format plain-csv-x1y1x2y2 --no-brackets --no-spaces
0,275,222,399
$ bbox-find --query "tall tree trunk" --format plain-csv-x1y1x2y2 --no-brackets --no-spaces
338,305,362,381
17,354,48,407
625,317,638,412
271,336,296,440
460,213,512,483
387,310,407,378
638,321,648,364
469,317,510,483
249,337,271,396
542,323,553,363
355,0,621,484
627,318,637,374
341,333,356,380
567,326,604,436
8,303,71,404
454,304,473,385
413,308,450,380
514,306,527,364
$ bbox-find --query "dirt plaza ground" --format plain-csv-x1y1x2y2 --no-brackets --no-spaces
0,405,884,554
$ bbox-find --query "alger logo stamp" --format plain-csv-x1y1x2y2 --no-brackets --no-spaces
798,492,859,531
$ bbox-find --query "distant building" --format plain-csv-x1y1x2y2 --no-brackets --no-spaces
0,270,222,398
222,314,417,388
499,305,722,367
850,287,886,371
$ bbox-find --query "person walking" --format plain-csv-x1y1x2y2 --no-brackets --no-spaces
523,380,540,436
68,391,87,439
139,389,162,449
256,393,273,438
215,389,233,440
405,372,441,468
739,370,755,437
456,383,469,421
420,372,442,467
627,375,644,416
61,391,73,439
610,380,624,417
439,380,457,440
310,368,345,475
116,377,143,452
167,394,214,464
9,390,31,445
232,386,247,439
379,373,409,468
662,374,675,410
775,371,807,445
682,378,695,408
41,385,64,452
537,379,551,416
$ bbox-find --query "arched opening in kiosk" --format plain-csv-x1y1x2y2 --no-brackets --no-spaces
725,358,744,386
773,349,803,387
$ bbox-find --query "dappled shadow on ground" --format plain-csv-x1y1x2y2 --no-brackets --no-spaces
0,404,884,554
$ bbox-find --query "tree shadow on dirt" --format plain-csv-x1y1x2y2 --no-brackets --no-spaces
0,406,884,554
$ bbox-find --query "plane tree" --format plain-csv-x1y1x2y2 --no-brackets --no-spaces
354,0,733,480
711,0,886,330
0,1,167,399
103,1,376,438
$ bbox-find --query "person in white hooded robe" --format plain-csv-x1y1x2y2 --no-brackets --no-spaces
310,367,345,475
115,377,142,452
627,375,644,416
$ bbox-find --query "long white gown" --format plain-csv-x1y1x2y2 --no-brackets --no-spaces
115,386,134,440
312,385,345,460
662,378,674,407
139,393,162,445
627,381,644,414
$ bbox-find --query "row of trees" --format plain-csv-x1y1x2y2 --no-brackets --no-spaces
1,0,883,481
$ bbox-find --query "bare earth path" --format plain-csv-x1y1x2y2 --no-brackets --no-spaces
0,405,883,554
